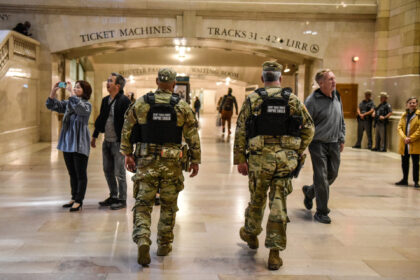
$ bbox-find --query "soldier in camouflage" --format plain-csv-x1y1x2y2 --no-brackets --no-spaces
234,61,314,270
120,68,201,266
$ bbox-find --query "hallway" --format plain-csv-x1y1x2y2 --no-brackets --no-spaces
0,114,419,279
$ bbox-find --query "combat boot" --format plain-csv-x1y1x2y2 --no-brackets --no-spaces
157,244,172,256
268,249,283,270
239,227,259,249
137,241,151,266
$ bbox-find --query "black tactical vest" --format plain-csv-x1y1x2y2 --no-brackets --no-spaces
247,88,302,138
137,92,183,144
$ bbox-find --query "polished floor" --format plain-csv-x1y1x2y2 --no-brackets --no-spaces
0,114,419,280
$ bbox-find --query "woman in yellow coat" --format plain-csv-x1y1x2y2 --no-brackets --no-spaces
396,97,420,188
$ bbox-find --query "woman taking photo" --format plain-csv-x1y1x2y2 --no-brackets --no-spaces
46,81,92,211
396,97,420,189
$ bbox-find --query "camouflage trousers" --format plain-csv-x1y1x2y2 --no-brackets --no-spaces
244,146,298,250
132,156,184,246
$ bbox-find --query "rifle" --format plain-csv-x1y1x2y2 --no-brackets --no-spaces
291,154,307,178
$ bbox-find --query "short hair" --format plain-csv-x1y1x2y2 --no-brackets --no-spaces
228,88,232,94
315,69,332,84
262,71,281,82
111,72,126,90
364,90,372,95
76,80,92,100
406,96,418,104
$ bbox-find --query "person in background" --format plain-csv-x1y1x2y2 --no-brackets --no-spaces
13,21,32,37
193,96,201,119
127,92,136,104
217,96,223,111
372,92,392,152
219,88,238,134
353,90,375,149
396,97,420,188
46,81,92,212
92,73,131,210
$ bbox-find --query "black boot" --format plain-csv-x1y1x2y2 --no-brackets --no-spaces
395,179,408,186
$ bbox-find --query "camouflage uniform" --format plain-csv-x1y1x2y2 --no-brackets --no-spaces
234,85,314,250
120,87,201,248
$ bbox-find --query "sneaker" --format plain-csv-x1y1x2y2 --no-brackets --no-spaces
157,244,172,256
98,197,116,207
395,179,408,186
110,200,126,210
239,227,259,249
352,145,361,149
137,242,151,266
302,185,313,210
314,212,331,224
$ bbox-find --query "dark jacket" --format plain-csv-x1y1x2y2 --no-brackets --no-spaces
93,90,130,142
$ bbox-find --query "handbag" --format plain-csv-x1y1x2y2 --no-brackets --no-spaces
216,113,222,127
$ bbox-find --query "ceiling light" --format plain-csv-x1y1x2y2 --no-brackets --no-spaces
352,56,359,62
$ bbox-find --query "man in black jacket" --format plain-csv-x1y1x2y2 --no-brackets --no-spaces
92,73,131,210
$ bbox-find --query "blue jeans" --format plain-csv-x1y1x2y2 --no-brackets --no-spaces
102,141,127,200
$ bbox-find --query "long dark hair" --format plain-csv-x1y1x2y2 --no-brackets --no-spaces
76,80,92,100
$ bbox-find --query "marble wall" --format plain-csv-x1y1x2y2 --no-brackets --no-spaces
0,60,40,154
372,0,420,110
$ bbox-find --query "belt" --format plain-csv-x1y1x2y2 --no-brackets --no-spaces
147,145,163,153
263,137,282,144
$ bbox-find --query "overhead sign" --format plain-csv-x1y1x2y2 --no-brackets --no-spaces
43,16,177,52
198,19,326,58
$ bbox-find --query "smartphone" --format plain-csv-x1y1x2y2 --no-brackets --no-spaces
58,82,67,88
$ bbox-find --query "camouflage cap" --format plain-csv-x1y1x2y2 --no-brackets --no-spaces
158,68,177,82
262,61,283,72
379,92,389,98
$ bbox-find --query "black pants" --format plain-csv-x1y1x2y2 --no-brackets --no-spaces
355,119,372,148
306,142,341,215
402,146,419,183
63,152,89,203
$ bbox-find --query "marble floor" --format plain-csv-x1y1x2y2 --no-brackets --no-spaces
0,114,419,280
